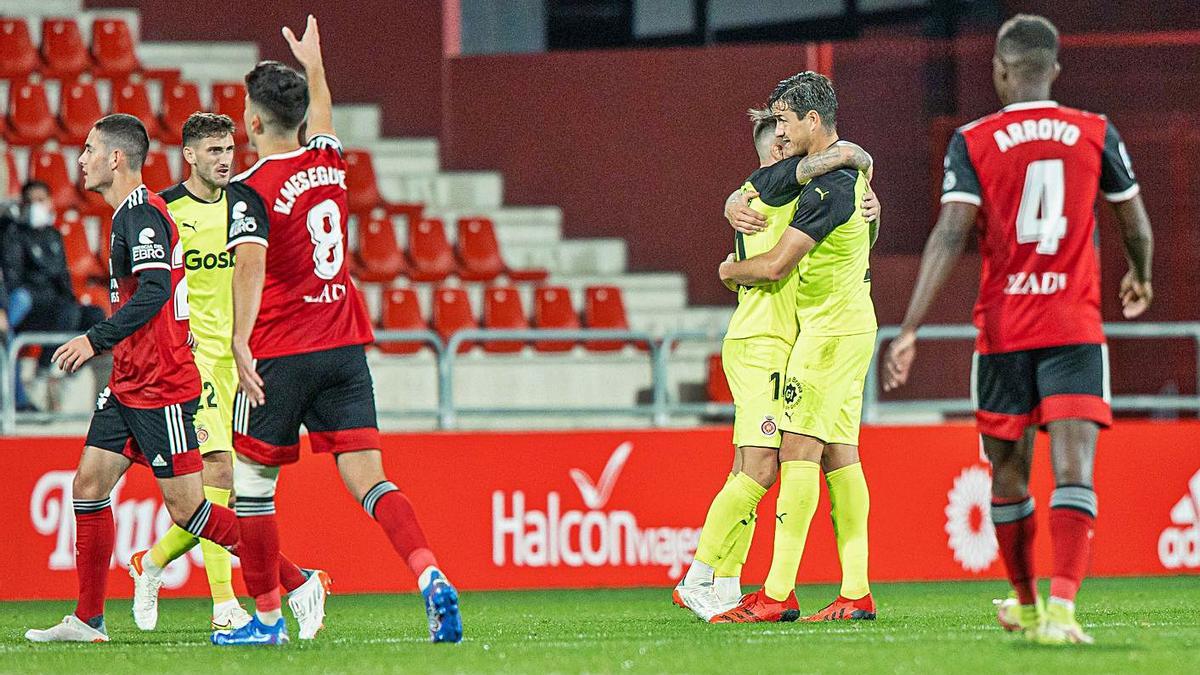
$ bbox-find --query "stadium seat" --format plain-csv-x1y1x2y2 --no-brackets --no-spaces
456,217,506,282
58,209,104,284
432,287,477,353
343,149,382,214
4,150,19,196
0,18,39,80
159,81,201,144
76,174,111,217
353,215,407,283
57,80,103,145
29,148,79,211
235,148,258,174
111,79,165,141
407,218,457,282
40,18,90,79
377,287,427,355
482,286,528,353
583,285,633,352
76,281,111,316
706,353,733,404
6,82,57,146
90,18,139,78
210,82,247,143
141,149,174,192
532,286,579,352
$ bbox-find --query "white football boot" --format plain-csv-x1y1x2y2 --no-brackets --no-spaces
288,570,332,640
26,615,109,643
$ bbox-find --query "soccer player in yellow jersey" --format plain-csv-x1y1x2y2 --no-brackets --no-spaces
711,72,878,623
126,113,330,638
674,106,876,621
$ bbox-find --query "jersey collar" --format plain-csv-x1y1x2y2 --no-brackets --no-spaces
1002,100,1058,112
113,184,148,217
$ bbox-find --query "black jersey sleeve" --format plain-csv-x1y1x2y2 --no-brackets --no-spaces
940,130,982,206
306,132,344,156
85,267,170,351
123,204,173,274
1099,119,1139,202
226,180,271,249
747,156,803,206
789,170,858,243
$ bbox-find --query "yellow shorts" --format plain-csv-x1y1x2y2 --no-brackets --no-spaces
194,358,237,455
780,331,876,446
722,336,793,449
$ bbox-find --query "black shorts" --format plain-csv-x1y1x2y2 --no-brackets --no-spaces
233,344,380,466
85,388,202,478
973,343,1112,441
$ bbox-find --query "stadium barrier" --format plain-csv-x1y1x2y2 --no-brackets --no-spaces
4,323,1199,434
2,422,1197,600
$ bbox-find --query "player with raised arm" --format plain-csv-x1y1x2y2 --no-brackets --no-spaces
674,109,877,621
882,15,1153,645
708,72,878,624
211,17,461,646
128,112,331,638
25,114,240,643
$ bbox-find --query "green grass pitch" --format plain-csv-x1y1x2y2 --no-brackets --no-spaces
1,577,1197,673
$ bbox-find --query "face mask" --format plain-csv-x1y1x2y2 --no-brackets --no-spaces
27,202,55,229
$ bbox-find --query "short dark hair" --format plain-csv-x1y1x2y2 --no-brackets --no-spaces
996,14,1059,79
182,112,236,146
768,71,837,131
20,179,50,204
245,60,309,132
747,108,777,152
93,113,149,170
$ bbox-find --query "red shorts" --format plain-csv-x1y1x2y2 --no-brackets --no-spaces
973,343,1112,441
85,389,202,478
232,345,380,466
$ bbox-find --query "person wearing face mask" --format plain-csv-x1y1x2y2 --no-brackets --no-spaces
1,180,107,412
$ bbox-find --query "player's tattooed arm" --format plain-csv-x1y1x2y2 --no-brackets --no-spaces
725,188,766,234
794,142,873,184
1110,194,1154,318
719,228,815,287
283,15,334,139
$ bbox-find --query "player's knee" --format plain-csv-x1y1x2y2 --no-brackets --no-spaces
202,452,235,490
740,450,778,488
164,491,205,527
71,470,108,501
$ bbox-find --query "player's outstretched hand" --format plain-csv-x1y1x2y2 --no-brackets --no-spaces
233,339,266,407
720,253,738,292
1119,270,1152,319
52,335,95,373
882,329,917,392
726,190,766,234
283,14,323,70
862,188,881,223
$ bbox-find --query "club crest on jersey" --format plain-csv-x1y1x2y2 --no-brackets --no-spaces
760,415,778,437
196,425,209,445
783,377,803,408
131,227,166,263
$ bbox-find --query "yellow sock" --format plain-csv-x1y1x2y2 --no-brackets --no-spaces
715,511,756,578
149,524,200,569
199,485,237,605
763,461,821,602
827,462,871,599
694,472,767,568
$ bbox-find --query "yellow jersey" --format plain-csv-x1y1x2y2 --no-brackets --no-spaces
722,160,803,342
161,183,235,364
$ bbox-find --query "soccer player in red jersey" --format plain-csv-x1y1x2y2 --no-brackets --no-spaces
883,15,1154,645
211,16,460,646
25,114,240,644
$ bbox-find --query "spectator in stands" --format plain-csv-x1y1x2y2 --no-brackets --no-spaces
1,180,107,411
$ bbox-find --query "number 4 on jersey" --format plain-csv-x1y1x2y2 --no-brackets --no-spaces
1016,159,1067,255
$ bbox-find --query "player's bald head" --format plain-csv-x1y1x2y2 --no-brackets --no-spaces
995,14,1059,82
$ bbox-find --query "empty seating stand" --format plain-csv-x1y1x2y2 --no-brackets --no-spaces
353,214,407,283
57,80,103,145
457,216,549,283
432,287,477,353
7,82,56,145
40,18,89,79
0,18,39,80
482,286,528,353
533,286,580,352
29,148,78,211
111,79,165,141
141,149,174,192
377,287,428,355
159,81,202,144
211,82,248,143
408,218,457,282
583,285,635,352
90,18,139,78
706,353,734,403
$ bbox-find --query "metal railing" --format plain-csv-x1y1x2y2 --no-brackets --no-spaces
3,322,1199,434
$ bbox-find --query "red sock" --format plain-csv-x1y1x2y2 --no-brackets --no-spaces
184,501,240,547
73,500,115,626
238,514,282,612
367,485,438,577
278,553,307,593
1050,507,1095,602
991,496,1037,605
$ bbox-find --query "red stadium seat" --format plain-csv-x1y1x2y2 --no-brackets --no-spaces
40,18,89,79
159,81,201,144
210,82,247,143
407,218,456,282
706,353,734,404
76,281,111,316
77,173,111,218
4,150,19,196
58,209,104,284
532,286,579,352
111,79,165,140
583,285,632,352
482,286,528,353
141,149,174,192
377,287,427,355
456,217,505,282
29,148,79,211
353,215,407,283
432,287,477,353
6,82,57,145
0,18,39,80
57,80,103,145
343,149,382,214
234,148,258,174
90,18,139,78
